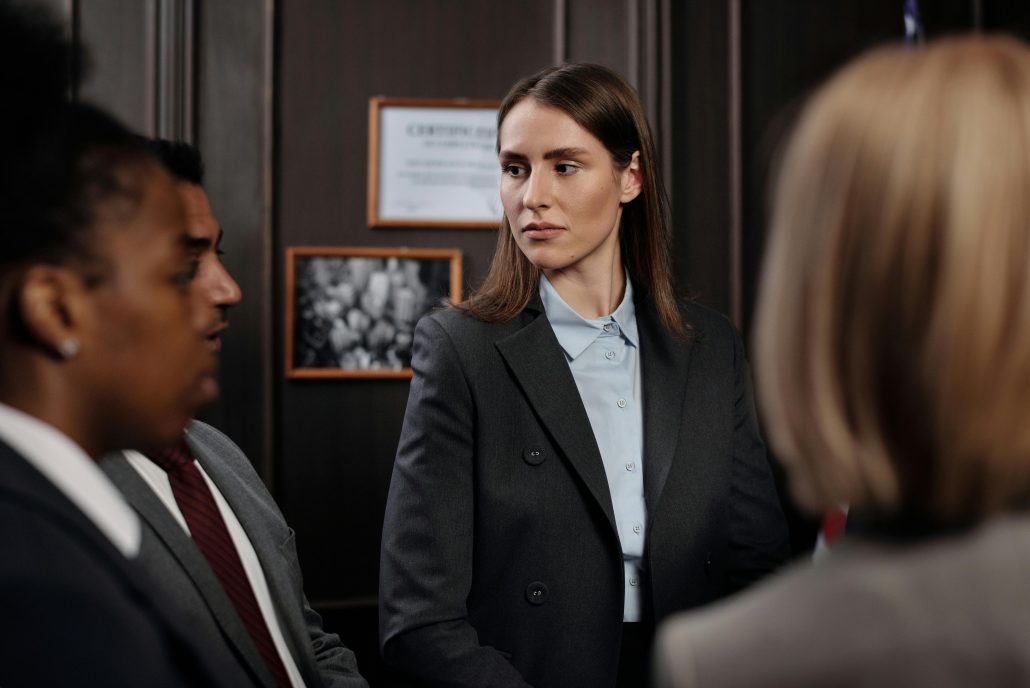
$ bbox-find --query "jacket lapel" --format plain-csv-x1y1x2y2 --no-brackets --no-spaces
636,302,695,514
186,431,317,686
495,303,618,536
102,452,277,688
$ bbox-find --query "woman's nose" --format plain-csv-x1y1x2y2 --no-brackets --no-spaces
522,170,551,210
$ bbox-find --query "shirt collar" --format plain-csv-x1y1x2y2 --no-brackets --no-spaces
539,273,639,359
0,402,141,557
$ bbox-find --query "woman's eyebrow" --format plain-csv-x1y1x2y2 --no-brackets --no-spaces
543,147,589,160
499,147,591,161
498,150,528,162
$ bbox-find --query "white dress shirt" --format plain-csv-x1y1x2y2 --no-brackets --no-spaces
124,448,305,688
0,402,141,557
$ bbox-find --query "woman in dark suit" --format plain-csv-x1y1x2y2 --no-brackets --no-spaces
379,63,789,688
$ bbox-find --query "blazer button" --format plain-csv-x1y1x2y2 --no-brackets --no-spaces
525,581,548,605
523,448,546,466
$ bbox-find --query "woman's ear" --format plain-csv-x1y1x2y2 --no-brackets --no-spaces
16,266,87,359
620,150,643,203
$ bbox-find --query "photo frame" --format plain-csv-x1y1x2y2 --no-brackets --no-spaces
285,246,462,379
367,97,502,228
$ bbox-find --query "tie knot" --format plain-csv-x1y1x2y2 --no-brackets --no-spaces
148,438,194,473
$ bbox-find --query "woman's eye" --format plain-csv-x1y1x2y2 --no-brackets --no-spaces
502,164,527,177
555,163,578,175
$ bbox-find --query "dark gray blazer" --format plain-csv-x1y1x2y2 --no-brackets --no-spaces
102,420,367,688
380,297,789,687
0,440,235,687
654,516,1030,688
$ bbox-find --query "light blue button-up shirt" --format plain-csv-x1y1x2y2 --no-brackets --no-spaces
539,275,647,622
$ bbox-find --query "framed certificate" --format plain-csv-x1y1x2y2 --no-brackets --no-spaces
285,246,462,379
367,97,502,228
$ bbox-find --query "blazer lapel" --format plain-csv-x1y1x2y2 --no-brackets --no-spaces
496,305,618,536
102,452,277,688
187,434,317,685
636,303,695,514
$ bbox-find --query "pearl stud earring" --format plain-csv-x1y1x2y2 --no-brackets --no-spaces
57,337,80,359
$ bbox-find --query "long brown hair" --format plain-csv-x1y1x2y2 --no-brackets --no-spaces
459,63,687,338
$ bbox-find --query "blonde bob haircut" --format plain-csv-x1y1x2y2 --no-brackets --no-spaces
756,35,1030,526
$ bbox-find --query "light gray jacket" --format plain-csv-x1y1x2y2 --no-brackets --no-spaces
654,516,1030,688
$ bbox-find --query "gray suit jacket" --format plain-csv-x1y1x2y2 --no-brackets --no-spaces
102,420,367,688
654,516,1030,688
380,298,789,687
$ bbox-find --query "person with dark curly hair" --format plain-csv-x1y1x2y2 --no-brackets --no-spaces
0,2,233,685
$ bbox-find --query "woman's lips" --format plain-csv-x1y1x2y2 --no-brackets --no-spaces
522,222,564,240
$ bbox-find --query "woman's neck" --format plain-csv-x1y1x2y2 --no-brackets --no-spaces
543,245,626,319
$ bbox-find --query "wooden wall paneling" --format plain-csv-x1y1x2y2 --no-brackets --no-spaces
564,0,631,75
75,0,157,134
194,0,276,482
666,0,733,316
74,0,197,140
982,0,1030,38
154,0,194,141
553,0,568,63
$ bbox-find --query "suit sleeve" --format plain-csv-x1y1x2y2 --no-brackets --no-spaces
297,594,368,688
725,326,790,592
379,316,532,687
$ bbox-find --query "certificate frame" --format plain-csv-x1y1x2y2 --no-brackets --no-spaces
367,97,502,228
285,246,462,379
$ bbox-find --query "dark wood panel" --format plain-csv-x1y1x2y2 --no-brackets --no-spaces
667,0,732,315
194,0,275,482
76,0,156,133
982,0,1030,38
566,0,631,74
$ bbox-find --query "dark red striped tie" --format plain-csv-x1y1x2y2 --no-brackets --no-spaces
150,440,292,688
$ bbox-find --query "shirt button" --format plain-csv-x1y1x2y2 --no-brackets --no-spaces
625,462,635,472
617,398,627,408
604,351,615,360
603,323,614,332
633,524,642,534
629,577,639,587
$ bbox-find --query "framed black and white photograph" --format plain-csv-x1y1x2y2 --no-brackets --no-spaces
285,246,462,378
367,97,502,228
